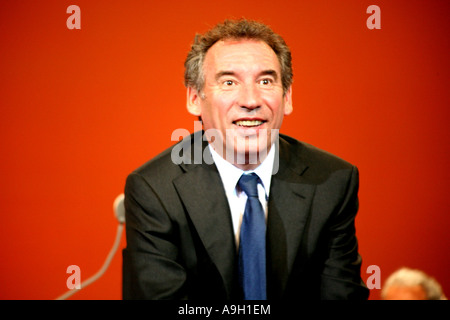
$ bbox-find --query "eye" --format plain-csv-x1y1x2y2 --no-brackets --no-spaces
223,80,235,86
259,78,273,85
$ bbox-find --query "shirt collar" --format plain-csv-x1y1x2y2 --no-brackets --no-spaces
209,143,275,199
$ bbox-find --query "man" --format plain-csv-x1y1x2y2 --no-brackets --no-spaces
122,19,369,300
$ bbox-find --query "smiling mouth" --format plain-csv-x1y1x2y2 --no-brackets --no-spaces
233,120,266,127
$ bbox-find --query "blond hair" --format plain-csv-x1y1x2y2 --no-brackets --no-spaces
381,267,446,300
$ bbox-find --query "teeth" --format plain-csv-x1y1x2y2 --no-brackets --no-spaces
235,120,263,127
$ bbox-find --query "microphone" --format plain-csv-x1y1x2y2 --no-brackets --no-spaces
113,193,125,224
55,194,125,300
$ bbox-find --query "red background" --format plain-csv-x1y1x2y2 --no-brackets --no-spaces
1,0,448,300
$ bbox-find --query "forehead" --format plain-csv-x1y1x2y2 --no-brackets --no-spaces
203,39,280,75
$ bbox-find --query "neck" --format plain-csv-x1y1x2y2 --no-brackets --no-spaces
232,152,268,171
209,143,273,172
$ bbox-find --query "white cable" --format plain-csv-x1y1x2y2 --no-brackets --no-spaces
55,223,124,300
55,194,126,300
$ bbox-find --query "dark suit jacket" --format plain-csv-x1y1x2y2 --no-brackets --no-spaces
122,132,369,300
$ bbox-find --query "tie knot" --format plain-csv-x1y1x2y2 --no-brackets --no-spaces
238,173,260,198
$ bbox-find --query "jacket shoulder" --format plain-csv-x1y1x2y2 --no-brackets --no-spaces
129,141,183,188
279,134,356,181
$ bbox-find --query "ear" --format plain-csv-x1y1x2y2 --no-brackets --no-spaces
186,87,202,116
283,85,293,115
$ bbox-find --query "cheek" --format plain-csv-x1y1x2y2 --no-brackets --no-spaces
201,97,231,128
265,97,285,119
209,95,235,117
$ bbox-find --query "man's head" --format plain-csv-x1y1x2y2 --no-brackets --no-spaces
184,19,293,95
184,19,293,170
381,267,446,300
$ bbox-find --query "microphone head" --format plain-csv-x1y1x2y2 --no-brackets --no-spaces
113,193,125,224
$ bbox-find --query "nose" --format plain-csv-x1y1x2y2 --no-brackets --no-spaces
238,84,262,110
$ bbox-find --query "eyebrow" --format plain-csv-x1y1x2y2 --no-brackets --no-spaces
215,71,236,81
215,69,279,81
260,69,279,81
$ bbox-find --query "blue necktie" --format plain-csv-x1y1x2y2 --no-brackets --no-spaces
238,173,267,300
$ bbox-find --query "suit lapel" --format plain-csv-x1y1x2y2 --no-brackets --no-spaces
266,136,315,299
172,133,237,298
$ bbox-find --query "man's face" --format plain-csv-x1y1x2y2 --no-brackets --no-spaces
187,39,292,169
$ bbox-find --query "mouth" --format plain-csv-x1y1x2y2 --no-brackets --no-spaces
233,119,266,127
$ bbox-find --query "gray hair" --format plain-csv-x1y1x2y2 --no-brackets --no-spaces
184,19,293,95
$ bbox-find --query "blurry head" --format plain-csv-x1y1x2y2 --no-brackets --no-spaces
381,267,446,300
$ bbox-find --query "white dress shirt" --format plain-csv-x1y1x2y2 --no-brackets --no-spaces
209,143,275,247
